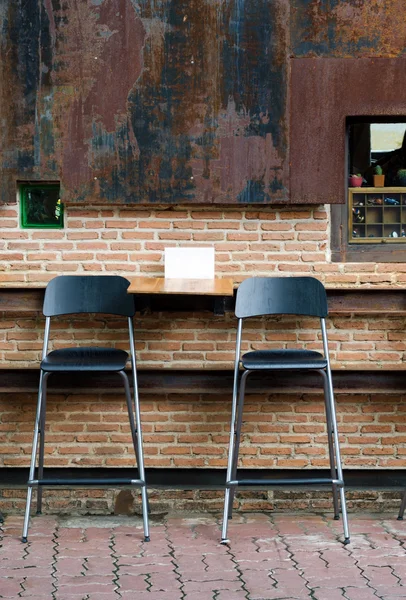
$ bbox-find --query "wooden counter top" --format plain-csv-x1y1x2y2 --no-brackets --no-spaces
127,277,234,297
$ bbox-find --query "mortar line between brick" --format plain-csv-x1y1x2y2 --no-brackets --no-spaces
164,516,187,600
50,521,60,600
271,513,322,600
109,529,122,598
17,576,26,598
322,513,385,598
334,528,383,600
216,515,252,600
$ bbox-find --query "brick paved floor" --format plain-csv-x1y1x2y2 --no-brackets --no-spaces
1,512,406,599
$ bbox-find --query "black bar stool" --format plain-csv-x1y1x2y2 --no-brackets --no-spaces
22,275,149,542
221,276,350,545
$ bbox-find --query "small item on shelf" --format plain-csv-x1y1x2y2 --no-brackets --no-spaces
384,197,400,205
390,231,399,238
366,197,382,206
402,229,406,237
352,208,364,222
352,228,360,238
349,174,363,187
373,165,385,187
397,169,406,186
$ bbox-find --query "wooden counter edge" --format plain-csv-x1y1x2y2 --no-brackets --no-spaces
127,277,235,296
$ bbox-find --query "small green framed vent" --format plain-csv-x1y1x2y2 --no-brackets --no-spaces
20,184,63,229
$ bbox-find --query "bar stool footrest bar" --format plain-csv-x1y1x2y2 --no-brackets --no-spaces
29,478,144,486
227,478,342,487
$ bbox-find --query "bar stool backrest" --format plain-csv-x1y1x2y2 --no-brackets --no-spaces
43,275,135,317
235,276,328,319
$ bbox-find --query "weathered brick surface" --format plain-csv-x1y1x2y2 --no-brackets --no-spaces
1,204,406,370
1,204,406,478
1,389,406,472
1,310,406,370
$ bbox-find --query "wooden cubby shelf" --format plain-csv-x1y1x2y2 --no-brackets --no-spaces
349,187,406,243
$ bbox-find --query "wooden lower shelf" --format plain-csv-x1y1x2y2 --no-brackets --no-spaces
1,286,406,315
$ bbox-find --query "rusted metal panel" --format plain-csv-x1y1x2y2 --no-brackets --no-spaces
291,0,406,58
0,0,290,205
290,57,406,205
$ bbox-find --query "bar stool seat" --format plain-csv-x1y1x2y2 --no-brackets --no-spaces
41,347,129,372
242,349,327,370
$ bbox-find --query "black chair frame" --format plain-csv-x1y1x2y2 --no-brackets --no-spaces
22,275,149,542
221,276,350,545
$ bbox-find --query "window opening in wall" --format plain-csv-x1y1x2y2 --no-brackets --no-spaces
332,117,406,262
347,117,406,247
348,117,406,187
20,183,63,229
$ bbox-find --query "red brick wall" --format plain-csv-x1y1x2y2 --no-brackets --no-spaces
1,202,406,485
1,311,406,370
1,204,406,369
1,389,406,470
0,387,405,514
1,203,404,286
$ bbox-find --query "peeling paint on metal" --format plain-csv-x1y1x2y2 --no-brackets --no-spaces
0,0,289,204
2,0,404,206
292,0,406,58
290,57,406,205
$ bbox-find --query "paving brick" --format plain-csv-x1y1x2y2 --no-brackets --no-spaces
215,592,250,600
0,578,24,597
117,558,174,574
53,557,85,576
344,588,387,600
119,593,187,600
182,579,244,594
19,576,55,596
115,573,150,592
362,565,402,588
181,569,240,583
84,556,115,575
312,589,346,600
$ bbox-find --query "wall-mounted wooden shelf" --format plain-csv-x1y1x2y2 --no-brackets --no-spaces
349,187,406,243
1,285,406,315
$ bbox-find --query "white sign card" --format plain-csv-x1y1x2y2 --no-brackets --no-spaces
164,247,215,279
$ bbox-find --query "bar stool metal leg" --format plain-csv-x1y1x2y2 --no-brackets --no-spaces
398,492,406,520
36,380,48,515
129,325,150,542
120,371,142,472
321,320,350,545
227,370,249,518
119,370,150,520
22,371,49,542
322,369,350,542
321,371,340,519
222,321,243,543
222,394,238,542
